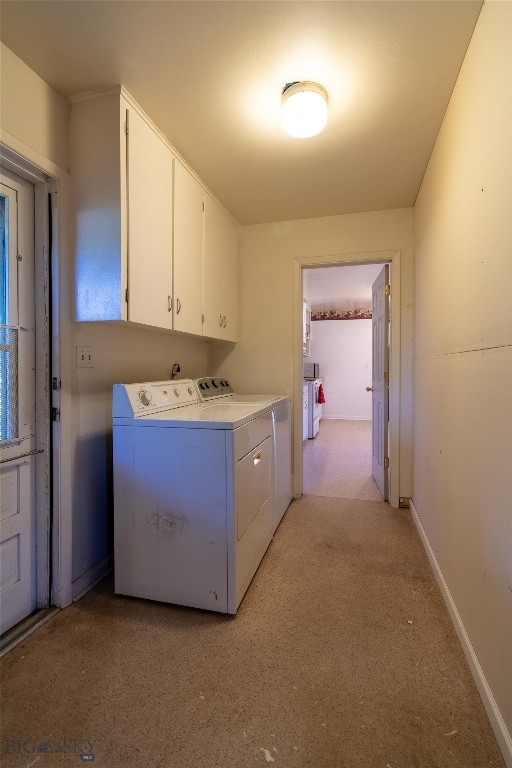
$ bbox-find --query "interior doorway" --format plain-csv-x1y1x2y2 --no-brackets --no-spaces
302,263,385,501
292,249,401,509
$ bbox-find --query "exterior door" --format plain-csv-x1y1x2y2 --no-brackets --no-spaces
0,170,37,634
371,265,389,500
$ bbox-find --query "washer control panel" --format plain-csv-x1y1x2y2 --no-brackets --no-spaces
113,379,199,417
195,377,234,401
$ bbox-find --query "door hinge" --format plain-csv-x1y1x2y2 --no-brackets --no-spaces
52,377,61,391
384,371,389,383
202,201,205,212
385,284,391,296
124,121,128,136
51,407,60,422
384,457,390,470
399,497,411,508
125,288,129,303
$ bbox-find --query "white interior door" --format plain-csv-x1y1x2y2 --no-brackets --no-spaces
0,170,37,634
371,265,389,500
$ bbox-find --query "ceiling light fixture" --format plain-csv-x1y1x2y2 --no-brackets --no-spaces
281,81,328,139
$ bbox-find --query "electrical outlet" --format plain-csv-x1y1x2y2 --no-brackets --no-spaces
76,345,94,368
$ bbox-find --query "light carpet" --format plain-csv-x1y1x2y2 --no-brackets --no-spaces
0,497,504,768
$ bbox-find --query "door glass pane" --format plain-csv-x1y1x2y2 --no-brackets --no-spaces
0,194,18,441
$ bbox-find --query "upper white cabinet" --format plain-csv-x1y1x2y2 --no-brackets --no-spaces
203,193,238,342
70,89,173,329
126,104,173,330
70,86,238,342
173,160,204,336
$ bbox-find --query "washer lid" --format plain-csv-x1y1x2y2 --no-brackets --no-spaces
113,399,274,430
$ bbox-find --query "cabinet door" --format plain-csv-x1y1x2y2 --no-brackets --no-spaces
173,160,204,335
126,107,173,329
221,214,238,342
203,193,238,341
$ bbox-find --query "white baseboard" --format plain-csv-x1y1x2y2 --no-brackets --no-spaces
72,555,113,602
410,500,512,768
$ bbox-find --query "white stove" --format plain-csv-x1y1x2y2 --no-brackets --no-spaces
112,377,289,615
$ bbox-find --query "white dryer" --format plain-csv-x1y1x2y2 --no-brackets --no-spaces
113,378,275,614
193,378,292,532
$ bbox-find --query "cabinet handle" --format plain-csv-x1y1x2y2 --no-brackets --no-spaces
223,316,228,327
168,296,173,312
176,298,181,315
219,314,223,327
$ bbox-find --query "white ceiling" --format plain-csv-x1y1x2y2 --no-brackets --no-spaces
303,263,383,307
0,1,482,225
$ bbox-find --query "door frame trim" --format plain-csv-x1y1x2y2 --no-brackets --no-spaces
1,141,73,611
293,249,401,508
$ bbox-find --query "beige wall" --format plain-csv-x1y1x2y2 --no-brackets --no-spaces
1,44,209,597
0,43,68,171
413,0,512,753
71,323,207,586
209,207,414,498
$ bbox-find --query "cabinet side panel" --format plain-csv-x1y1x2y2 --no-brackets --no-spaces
69,93,124,321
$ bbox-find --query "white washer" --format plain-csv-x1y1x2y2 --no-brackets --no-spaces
113,378,275,614
193,378,292,531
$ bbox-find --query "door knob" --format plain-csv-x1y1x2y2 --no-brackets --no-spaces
366,386,373,392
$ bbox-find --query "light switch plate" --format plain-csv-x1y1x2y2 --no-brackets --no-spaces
76,345,94,368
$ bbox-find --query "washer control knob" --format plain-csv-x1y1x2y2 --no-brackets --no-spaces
139,389,152,406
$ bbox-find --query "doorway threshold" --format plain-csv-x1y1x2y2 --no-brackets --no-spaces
0,607,60,658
